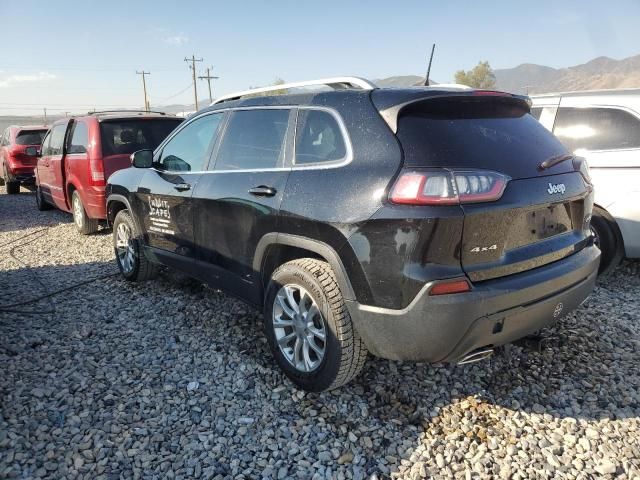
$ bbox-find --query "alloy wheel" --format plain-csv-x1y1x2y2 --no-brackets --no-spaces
73,195,84,228
115,222,135,273
272,284,327,373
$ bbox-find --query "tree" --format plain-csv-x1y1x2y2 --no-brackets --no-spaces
454,61,496,89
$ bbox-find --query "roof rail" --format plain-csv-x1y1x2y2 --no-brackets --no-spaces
211,76,376,105
87,110,168,116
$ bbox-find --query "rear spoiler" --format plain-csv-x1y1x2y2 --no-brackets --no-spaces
373,89,532,133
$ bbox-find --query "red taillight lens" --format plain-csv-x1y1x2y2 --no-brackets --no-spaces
429,279,471,296
89,157,105,186
390,169,510,206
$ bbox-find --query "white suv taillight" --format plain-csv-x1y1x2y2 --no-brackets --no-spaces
389,169,510,205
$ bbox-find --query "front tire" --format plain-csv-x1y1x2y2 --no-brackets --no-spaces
72,191,98,234
264,258,367,392
36,185,52,211
113,209,158,282
591,207,624,276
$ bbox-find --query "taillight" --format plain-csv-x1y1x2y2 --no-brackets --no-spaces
89,157,105,186
429,279,471,296
573,156,592,185
390,169,510,206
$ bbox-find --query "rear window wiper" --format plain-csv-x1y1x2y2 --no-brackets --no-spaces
539,153,574,171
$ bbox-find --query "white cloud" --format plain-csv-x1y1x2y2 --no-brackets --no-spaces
164,34,189,46
0,72,57,88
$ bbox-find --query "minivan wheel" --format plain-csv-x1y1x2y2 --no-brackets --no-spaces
112,209,158,282
35,185,52,211
590,207,624,276
72,191,99,234
264,258,368,392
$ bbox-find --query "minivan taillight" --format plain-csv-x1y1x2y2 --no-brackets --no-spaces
89,157,105,186
390,169,510,206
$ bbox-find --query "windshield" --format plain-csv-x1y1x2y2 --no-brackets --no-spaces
15,129,48,145
100,119,182,157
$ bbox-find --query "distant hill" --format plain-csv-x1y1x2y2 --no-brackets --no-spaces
372,54,640,95
494,54,640,94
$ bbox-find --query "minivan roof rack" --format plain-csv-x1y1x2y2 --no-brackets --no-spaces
87,110,169,116
211,76,377,105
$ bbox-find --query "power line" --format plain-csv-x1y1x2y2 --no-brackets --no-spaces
150,83,194,104
184,55,203,110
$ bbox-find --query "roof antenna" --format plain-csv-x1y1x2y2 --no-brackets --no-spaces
424,43,436,86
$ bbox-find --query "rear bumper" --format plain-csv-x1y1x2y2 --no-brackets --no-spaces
7,166,35,183
346,245,600,362
82,186,107,219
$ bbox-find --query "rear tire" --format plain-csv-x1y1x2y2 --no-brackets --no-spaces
6,181,19,194
591,207,624,276
35,185,52,211
72,191,99,234
264,258,368,392
113,209,158,282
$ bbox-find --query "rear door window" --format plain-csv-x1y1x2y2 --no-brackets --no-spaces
68,122,88,154
214,109,290,170
530,107,542,120
47,125,67,156
15,130,47,146
553,107,640,151
158,113,224,172
295,109,347,165
100,118,183,157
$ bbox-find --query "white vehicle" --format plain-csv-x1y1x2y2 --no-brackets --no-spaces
531,89,640,274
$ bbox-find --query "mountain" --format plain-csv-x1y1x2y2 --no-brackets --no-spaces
374,54,640,94
493,54,640,94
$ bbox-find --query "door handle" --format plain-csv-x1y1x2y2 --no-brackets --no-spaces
174,183,191,192
248,186,277,197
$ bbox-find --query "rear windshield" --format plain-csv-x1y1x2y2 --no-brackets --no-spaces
100,119,182,157
397,98,568,169
16,129,48,145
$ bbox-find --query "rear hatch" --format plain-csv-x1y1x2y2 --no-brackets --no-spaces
99,117,183,179
13,129,48,166
391,93,593,281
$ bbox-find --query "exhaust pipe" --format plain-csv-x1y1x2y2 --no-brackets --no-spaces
457,348,494,365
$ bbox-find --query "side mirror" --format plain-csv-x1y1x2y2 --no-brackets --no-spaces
131,149,154,168
25,146,39,157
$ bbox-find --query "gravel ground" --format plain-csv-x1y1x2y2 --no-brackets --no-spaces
1,185,639,480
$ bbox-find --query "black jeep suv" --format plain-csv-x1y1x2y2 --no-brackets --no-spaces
106,78,600,391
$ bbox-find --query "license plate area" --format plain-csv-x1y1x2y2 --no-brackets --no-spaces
506,203,574,249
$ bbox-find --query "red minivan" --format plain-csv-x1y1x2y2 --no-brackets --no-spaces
0,125,49,194
36,111,182,233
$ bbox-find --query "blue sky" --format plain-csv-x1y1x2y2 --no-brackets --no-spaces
0,0,639,115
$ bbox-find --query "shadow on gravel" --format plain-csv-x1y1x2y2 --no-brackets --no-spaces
0,190,73,234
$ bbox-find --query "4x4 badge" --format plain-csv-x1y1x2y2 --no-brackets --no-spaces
547,183,566,195
470,244,497,253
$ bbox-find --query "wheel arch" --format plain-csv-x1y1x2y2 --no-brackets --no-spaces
593,203,625,250
106,194,133,227
254,233,357,303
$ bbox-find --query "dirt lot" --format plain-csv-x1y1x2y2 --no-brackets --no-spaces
1,185,639,479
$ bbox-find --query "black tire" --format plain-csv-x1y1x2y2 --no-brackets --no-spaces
112,209,158,282
35,185,52,211
72,191,99,235
591,207,624,276
6,180,19,194
264,258,367,392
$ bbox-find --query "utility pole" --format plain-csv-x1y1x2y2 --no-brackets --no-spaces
198,66,219,104
424,43,436,86
184,55,203,110
136,70,151,111
43,108,47,124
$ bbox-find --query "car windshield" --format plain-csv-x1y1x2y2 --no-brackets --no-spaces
100,119,182,157
15,129,48,145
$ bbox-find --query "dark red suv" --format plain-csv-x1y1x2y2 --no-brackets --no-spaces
0,125,49,194
36,111,182,233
